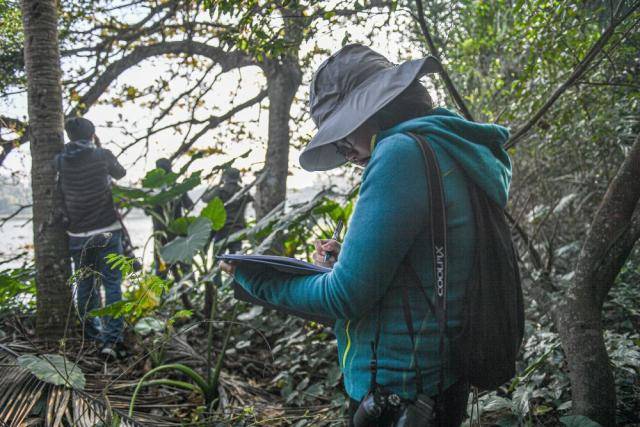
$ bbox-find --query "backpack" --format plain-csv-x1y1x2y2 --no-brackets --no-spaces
406,132,525,391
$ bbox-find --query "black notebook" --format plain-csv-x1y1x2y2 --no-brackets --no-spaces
217,254,334,324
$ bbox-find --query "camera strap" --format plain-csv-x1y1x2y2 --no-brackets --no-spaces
401,285,424,394
370,303,383,390
406,132,449,401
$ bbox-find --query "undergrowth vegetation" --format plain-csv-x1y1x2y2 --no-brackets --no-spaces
1,179,639,424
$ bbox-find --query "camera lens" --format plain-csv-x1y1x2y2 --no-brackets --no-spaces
393,394,436,427
353,392,385,427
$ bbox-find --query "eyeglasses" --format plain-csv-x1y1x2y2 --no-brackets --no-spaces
335,139,354,157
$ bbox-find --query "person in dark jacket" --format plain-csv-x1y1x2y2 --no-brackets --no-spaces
54,117,127,358
150,158,194,278
202,167,251,253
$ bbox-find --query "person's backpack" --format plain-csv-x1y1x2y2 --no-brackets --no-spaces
406,132,525,391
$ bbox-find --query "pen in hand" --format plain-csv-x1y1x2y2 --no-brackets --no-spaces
323,219,344,263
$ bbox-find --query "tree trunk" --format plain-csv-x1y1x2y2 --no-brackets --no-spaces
556,135,640,425
21,0,72,341
254,59,302,219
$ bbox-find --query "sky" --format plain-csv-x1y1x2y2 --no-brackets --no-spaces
1,5,436,197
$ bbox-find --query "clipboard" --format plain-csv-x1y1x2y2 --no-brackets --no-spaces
218,254,334,325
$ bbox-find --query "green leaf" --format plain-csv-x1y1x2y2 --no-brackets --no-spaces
172,309,193,320
18,354,86,389
161,217,212,263
134,317,165,336
323,10,335,19
167,216,196,236
146,172,201,206
313,199,339,215
560,416,603,427
142,168,178,189
496,415,520,427
557,401,572,411
112,185,148,204
0,270,35,309
533,405,553,415
89,300,128,318
341,33,350,46
115,172,201,208
201,197,227,231
328,205,343,221
105,253,136,276
327,365,342,386
343,200,354,221
237,306,263,321
483,395,513,412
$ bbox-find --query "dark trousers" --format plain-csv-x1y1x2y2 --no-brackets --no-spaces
69,230,124,345
348,380,469,427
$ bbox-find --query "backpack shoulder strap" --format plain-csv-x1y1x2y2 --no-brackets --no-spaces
405,131,448,399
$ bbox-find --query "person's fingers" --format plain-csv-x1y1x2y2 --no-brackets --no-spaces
321,243,338,252
313,251,337,265
220,261,230,273
315,252,335,263
314,240,327,256
321,240,341,252
219,261,236,275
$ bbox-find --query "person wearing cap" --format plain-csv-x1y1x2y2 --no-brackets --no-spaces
203,167,251,253
54,117,128,359
221,44,511,425
148,157,194,278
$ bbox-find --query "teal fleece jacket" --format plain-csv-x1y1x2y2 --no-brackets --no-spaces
235,108,511,400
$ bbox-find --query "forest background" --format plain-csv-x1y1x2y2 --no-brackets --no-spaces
0,0,639,425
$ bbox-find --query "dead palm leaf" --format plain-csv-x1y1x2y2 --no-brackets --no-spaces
0,344,143,427
12,376,46,425
45,386,70,427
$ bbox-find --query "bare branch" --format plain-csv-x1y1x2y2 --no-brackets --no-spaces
0,204,32,228
0,251,29,266
412,0,475,122
68,41,256,117
169,89,268,160
0,116,27,131
0,116,29,164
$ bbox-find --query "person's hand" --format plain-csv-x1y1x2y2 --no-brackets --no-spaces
220,261,237,276
313,239,341,268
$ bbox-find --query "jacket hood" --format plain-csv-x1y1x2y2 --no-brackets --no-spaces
61,139,96,160
377,108,512,207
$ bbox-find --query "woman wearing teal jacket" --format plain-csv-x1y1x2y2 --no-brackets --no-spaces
221,44,511,426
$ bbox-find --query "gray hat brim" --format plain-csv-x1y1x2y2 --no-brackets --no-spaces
300,56,441,171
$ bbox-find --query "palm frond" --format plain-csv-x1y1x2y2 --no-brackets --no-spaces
0,344,144,427
45,386,70,427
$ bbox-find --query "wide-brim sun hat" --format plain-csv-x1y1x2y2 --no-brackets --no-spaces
300,43,441,171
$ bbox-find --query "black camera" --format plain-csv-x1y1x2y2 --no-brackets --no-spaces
393,394,436,427
352,388,401,426
353,389,436,427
